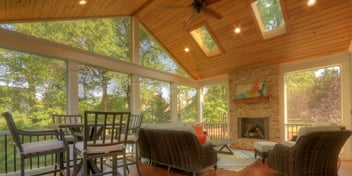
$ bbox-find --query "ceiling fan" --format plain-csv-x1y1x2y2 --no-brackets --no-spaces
163,0,223,25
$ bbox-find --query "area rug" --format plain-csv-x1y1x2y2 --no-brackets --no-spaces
216,149,258,171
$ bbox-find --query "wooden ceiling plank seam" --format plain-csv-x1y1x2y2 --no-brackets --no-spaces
0,1,3,18
204,37,348,66
42,0,55,19
288,1,351,25
90,0,112,16
287,0,347,17
233,23,352,53
132,0,154,16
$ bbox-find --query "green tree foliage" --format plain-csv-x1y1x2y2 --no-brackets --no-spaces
0,48,66,129
78,65,130,113
286,67,341,123
7,18,131,61
203,85,228,122
255,0,284,31
0,17,225,128
199,25,217,50
140,78,171,123
139,25,189,77
0,17,132,129
178,85,197,122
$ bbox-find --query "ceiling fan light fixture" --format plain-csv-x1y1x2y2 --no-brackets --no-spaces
79,0,87,5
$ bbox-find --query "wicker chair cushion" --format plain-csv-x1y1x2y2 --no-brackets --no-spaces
120,134,138,142
281,141,295,147
297,124,341,140
64,134,75,143
142,123,196,134
22,139,64,155
75,140,125,154
253,141,277,152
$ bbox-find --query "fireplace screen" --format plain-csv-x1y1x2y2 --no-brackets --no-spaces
238,117,269,139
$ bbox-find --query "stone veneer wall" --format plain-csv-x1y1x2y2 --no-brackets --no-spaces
229,65,281,150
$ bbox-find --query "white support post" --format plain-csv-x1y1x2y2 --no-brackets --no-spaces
170,82,178,123
198,87,203,123
67,61,79,114
130,17,141,115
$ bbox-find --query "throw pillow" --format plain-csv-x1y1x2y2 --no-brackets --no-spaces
192,125,204,135
192,125,207,144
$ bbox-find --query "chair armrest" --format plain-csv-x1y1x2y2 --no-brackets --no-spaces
267,143,291,174
17,129,65,141
17,129,63,136
199,142,217,167
199,142,214,157
200,141,213,149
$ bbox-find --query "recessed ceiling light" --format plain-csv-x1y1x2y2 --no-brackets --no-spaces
79,0,87,5
184,47,190,52
307,0,316,6
234,27,241,34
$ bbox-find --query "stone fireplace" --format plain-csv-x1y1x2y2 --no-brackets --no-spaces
238,117,269,139
229,65,280,150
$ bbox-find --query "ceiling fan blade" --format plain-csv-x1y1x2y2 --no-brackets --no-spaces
205,0,221,6
185,12,196,26
203,7,222,19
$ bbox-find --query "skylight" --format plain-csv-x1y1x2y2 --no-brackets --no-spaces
190,24,222,57
251,0,287,39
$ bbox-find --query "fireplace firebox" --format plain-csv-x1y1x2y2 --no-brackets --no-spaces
238,117,269,139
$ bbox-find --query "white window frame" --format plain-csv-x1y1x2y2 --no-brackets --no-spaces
280,52,352,159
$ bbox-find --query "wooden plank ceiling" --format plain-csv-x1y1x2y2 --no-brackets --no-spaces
0,0,352,80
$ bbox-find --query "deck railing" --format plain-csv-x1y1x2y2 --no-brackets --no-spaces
202,122,229,140
284,123,313,140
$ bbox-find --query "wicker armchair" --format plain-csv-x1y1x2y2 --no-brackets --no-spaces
267,129,351,176
138,128,217,176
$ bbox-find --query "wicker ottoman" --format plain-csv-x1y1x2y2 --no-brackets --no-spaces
253,141,277,163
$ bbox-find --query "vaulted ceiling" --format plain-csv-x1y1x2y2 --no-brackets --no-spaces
1,0,352,80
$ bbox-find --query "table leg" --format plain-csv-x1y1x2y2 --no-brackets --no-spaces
75,159,101,175
88,160,100,174
217,144,234,155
